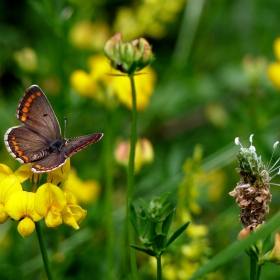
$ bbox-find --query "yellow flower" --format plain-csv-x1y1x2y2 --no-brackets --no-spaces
113,66,156,111
62,190,87,229
70,54,156,111
5,191,43,237
69,21,110,52
115,138,154,173
267,37,280,91
0,176,23,224
34,183,67,228
63,169,100,204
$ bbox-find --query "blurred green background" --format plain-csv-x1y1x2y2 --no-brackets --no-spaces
1,0,280,279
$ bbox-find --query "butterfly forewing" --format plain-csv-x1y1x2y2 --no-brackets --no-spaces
17,85,61,141
64,133,103,157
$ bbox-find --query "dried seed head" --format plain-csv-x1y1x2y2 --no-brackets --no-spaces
230,136,273,229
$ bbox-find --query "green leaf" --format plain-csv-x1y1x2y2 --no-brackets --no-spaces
139,198,150,214
153,233,166,252
165,221,190,247
129,200,139,236
188,213,280,280
130,245,157,257
160,203,171,215
263,233,271,253
159,192,170,205
162,208,175,237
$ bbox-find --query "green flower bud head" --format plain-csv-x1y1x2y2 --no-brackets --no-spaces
103,32,155,75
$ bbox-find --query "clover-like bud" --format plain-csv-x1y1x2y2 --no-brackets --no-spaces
103,32,155,75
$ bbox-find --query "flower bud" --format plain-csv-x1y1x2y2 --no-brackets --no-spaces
103,32,154,75
18,217,35,238
237,227,252,240
265,233,280,265
115,138,154,173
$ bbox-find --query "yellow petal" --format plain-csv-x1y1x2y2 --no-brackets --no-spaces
5,191,42,221
13,164,35,183
0,164,13,182
69,205,87,224
45,209,63,228
17,217,36,238
0,203,9,224
267,62,280,91
0,177,23,204
62,207,79,229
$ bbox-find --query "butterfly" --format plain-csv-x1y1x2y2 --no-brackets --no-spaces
4,85,103,173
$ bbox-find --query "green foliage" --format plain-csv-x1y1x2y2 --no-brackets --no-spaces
129,194,190,259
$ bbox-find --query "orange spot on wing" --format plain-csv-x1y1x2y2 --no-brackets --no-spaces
36,91,41,96
27,97,33,103
25,102,31,107
22,155,29,162
21,114,27,122
31,94,36,99
22,107,28,113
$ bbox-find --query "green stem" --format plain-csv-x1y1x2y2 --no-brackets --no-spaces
250,255,257,280
127,74,138,280
103,109,115,279
256,264,262,280
35,221,54,280
156,255,162,280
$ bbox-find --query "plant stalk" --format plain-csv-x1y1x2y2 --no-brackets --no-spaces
157,255,162,280
35,221,54,280
127,74,138,280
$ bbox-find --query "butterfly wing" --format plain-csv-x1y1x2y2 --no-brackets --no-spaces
31,152,68,173
63,133,103,157
4,125,52,164
17,85,61,140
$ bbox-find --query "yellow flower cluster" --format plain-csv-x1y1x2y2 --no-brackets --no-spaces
267,37,280,90
70,54,156,111
113,0,187,39
0,160,92,238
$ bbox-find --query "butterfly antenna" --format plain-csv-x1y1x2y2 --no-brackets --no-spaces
64,117,67,139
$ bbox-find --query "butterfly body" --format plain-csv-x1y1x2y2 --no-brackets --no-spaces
4,85,103,173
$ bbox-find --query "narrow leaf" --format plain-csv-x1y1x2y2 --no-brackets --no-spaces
159,192,170,205
130,245,157,257
263,233,271,253
139,198,150,213
162,208,175,237
129,200,139,236
165,221,190,247
188,213,280,280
